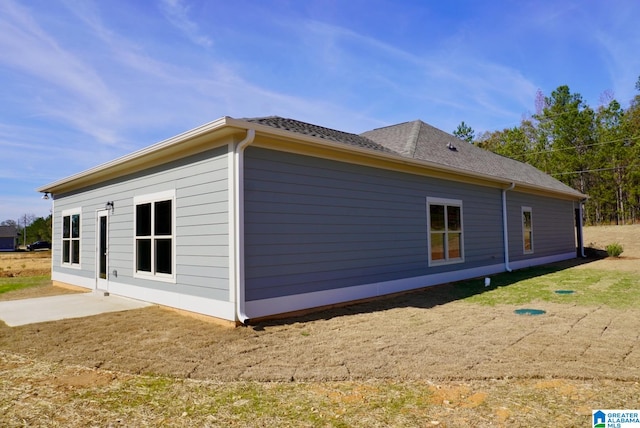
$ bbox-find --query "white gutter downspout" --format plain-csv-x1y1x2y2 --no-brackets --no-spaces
502,183,515,272
232,129,255,325
578,199,587,258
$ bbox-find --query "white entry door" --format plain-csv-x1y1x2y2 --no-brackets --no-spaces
96,210,109,291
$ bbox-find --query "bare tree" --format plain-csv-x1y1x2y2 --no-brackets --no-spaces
19,213,37,247
0,219,18,228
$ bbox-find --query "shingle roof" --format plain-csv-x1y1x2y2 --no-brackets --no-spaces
0,226,18,238
243,116,397,154
245,116,585,199
40,115,585,199
361,120,584,197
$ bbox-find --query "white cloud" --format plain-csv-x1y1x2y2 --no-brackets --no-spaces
0,123,117,187
0,1,123,145
159,0,213,48
295,19,537,131
592,19,640,104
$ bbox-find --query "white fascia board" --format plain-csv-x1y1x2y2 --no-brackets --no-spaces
229,118,586,201
38,116,234,194
38,115,586,201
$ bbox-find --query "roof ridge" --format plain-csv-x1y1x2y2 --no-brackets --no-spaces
365,120,422,133
408,120,422,158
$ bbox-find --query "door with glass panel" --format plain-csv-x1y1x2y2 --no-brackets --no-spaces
96,210,109,291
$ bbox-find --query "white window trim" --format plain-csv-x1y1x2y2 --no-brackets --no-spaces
133,190,176,283
61,208,82,269
522,206,534,254
427,197,465,267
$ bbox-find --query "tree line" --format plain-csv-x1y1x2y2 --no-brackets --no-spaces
456,80,640,225
1,215,52,247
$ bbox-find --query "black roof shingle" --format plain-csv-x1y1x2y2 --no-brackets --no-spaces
362,120,584,197
243,116,584,198
243,116,397,154
0,226,18,238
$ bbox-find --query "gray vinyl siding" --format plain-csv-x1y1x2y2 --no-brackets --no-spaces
507,192,576,262
243,147,505,301
52,146,231,301
51,204,94,283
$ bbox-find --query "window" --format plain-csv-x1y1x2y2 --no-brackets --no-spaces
522,207,533,253
62,209,81,266
427,198,464,265
134,191,175,281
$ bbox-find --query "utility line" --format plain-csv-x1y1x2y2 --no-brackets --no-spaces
551,166,631,176
480,134,640,156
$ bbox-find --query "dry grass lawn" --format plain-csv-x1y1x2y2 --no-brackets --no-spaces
579,224,640,274
1,225,639,426
0,251,51,278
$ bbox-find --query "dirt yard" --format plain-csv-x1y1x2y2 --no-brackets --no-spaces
0,226,639,381
1,225,639,426
0,251,51,278
2,288,640,383
577,224,640,274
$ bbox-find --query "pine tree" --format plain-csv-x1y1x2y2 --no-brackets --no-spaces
453,121,475,143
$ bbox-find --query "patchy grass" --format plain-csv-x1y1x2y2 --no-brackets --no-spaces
0,351,438,426
3,349,638,427
6,350,636,427
458,267,640,308
0,251,51,278
2,225,640,426
0,275,50,295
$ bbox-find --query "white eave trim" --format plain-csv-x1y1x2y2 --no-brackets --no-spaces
38,116,234,193
38,116,587,201
227,118,586,201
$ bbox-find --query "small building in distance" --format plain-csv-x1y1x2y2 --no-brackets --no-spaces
0,225,18,252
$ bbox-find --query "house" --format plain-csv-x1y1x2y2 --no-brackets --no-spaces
38,116,586,324
0,226,18,252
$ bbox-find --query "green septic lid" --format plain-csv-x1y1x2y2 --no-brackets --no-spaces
514,308,546,316
554,290,575,295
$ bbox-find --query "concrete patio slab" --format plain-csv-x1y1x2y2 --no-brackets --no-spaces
0,293,152,327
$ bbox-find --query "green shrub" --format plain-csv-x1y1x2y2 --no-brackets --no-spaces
606,242,624,257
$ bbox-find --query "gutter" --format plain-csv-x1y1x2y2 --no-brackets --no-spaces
232,129,255,325
39,115,586,203
227,118,585,202
38,117,231,194
502,182,515,272
578,198,587,258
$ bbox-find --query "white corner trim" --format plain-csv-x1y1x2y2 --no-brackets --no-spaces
227,143,237,305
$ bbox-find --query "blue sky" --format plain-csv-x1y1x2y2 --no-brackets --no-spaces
1,0,639,222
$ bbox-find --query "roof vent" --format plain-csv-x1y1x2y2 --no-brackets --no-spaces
447,142,457,151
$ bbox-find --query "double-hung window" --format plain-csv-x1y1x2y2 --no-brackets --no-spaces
62,209,81,267
522,207,533,253
427,197,464,265
134,190,175,281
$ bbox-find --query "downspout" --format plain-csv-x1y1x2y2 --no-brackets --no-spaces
502,183,515,272
578,199,586,258
233,129,255,325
